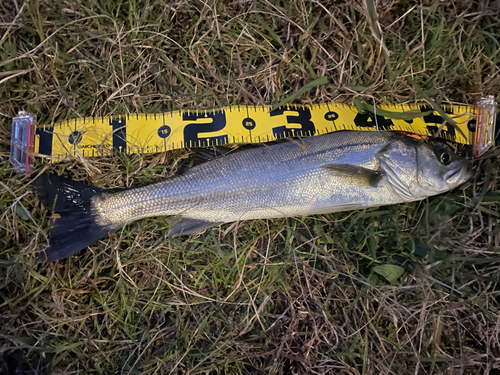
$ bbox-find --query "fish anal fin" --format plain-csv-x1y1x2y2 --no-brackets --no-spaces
167,217,221,236
321,163,382,187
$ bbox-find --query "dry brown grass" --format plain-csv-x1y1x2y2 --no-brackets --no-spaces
1,0,500,374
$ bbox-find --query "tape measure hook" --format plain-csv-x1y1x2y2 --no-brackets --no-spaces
474,95,498,157
9,111,36,175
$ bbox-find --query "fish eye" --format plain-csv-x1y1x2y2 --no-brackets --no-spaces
439,150,451,165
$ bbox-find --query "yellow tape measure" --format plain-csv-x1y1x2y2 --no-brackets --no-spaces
9,99,498,175
37,103,477,157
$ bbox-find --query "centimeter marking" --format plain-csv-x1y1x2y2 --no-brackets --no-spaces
33,103,478,160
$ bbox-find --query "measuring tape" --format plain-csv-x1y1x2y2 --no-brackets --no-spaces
9,98,498,174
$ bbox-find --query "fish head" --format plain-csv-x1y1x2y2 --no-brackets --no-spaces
378,135,473,200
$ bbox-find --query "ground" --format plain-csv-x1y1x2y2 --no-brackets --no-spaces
1,0,500,374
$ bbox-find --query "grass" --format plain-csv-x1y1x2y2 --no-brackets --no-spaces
1,0,500,373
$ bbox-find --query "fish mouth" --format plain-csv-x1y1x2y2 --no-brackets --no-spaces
444,165,473,185
444,168,460,182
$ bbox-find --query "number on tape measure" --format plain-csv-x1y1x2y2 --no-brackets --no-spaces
353,112,394,130
270,106,315,138
110,117,127,153
183,110,228,147
158,125,171,138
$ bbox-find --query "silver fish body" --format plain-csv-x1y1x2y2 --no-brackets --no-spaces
34,130,472,262
95,131,471,233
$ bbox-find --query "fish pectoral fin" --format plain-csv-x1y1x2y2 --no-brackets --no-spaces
321,163,382,187
167,217,221,236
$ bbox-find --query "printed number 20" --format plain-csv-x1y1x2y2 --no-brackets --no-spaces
183,111,229,147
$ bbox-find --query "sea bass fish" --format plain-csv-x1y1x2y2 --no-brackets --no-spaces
33,131,472,262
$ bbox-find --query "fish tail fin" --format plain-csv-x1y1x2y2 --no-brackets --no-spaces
32,173,113,263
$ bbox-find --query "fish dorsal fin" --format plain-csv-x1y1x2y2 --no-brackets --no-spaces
167,217,221,236
192,137,297,165
321,163,383,187
191,146,233,165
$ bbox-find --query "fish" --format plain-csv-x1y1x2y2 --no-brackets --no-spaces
32,130,473,262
